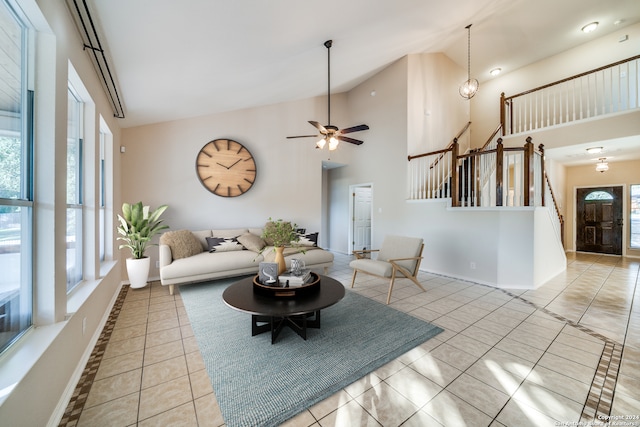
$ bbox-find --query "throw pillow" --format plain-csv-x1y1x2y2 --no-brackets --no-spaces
237,233,266,252
160,230,203,260
297,232,319,247
206,236,245,252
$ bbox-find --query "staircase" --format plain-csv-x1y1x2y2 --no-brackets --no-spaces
408,55,639,248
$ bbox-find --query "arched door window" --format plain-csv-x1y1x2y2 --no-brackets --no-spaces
584,191,613,201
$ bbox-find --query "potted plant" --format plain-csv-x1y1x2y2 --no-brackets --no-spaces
117,201,169,288
262,218,299,274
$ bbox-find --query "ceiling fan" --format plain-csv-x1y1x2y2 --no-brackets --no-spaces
287,40,369,150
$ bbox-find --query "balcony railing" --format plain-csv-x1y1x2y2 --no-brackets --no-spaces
500,55,640,136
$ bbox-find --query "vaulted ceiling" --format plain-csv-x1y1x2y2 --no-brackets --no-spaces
81,0,639,130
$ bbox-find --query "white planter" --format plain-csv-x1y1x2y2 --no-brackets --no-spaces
126,257,150,289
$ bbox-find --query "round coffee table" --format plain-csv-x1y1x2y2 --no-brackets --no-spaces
222,274,345,344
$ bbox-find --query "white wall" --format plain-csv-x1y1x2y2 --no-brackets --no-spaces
407,53,469,154
327,57,410,252
120,94,353,277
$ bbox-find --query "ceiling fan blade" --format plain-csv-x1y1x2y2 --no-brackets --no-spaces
309,120,328,134
338,135,364,145
339,124,369,134
286,135,319,139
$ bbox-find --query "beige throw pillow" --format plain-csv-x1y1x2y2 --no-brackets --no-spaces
160,230,203,259
237,233,266,252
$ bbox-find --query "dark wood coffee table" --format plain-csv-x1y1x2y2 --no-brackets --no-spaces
222,275,345,344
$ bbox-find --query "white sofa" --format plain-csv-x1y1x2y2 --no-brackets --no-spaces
159,228,334,295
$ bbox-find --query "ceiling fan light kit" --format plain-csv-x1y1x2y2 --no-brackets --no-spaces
287,40,369,151
459,24,479,100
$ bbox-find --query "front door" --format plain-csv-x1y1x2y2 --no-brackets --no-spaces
576,186,623,255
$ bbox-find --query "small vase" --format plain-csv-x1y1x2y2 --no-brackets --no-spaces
274,246,286,274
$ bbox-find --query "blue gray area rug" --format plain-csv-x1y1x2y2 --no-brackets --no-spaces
180,277,443,427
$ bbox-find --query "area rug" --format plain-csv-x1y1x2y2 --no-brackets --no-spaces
180,277,443,427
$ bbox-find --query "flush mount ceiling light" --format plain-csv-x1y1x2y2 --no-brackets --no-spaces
586,146,603,154
490,68,502,76
582,22,599,33
459,24,479,99
596,158,609,173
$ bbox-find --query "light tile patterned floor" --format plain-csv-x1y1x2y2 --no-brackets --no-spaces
60,252,640,427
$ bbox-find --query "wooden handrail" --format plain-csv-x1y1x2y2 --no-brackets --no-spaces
407,121,471,162
480,123,503,151
545,173,565,246
504,55,640,101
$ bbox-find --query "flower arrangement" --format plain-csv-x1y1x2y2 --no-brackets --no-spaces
261,217,299,248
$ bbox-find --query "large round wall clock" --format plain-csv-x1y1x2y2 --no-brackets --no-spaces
195,138,257,197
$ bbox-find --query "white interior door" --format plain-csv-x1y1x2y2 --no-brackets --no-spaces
352,186,372,252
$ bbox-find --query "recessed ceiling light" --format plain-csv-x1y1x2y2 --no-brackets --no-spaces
586,146,603,154
490,68,502,76
582,22,599,33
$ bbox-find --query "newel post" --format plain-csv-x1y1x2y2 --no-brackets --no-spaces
539,144,545,206
496,138,503,206
523,137,534,206
450,139,459,207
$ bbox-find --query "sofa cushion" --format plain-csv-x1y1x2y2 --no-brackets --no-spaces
297,232,319,247
160,230,203,260
161,250,263,281
211,228,247,238
237,233,266,252
206,236,245,252
191,230,212,251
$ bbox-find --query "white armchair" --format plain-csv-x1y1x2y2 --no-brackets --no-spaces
349,235,425,304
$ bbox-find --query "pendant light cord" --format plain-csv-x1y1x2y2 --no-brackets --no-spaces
466,24,472,81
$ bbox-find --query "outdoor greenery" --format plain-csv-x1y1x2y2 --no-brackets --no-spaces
117,202,169,259
0,137,21,212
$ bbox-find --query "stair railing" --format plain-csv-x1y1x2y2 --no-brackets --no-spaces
501,55,640,136
408,122,470,201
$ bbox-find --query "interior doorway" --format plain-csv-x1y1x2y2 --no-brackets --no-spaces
576,186,623,255
350,184,372,253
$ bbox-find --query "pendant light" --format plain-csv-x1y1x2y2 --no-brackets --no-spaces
596,158,609,173
459,24,479,99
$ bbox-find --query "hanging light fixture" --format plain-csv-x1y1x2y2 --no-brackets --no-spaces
459,24,479,99
596,158,609,173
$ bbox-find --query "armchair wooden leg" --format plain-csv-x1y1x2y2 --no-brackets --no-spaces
386,274,397,304
350,270,358,288
409,276,426,292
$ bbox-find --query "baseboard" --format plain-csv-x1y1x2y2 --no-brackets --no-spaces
48,282,124,427
120,274,161,286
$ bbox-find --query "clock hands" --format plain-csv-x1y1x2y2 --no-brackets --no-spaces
216,158,243,170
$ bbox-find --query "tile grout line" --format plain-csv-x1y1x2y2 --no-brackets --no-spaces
499,288,623,422
57,284,129,427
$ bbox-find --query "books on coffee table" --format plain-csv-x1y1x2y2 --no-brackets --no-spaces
278,270,312,287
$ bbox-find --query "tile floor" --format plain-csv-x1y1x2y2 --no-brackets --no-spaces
60,251,640,427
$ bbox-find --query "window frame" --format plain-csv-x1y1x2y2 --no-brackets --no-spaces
0,0,34,354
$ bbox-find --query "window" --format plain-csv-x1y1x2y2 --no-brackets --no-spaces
631,185,640,249
99,130,106,261
585,190,614,201
0,0,33,353
66,86,83,292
